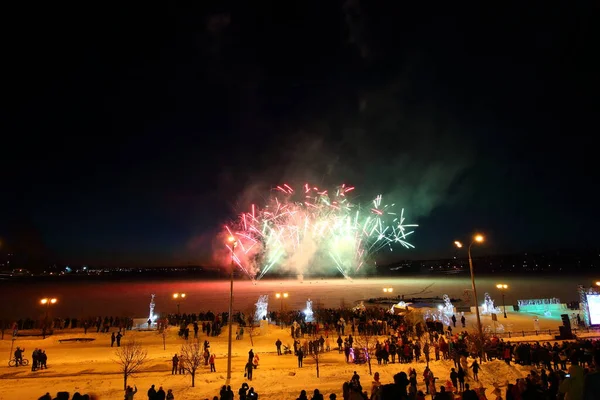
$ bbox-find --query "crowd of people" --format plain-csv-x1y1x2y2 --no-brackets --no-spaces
13,303,600,400
12,346,49,371
37,392,97,400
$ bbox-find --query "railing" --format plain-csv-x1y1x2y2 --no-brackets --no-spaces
490,326,600,339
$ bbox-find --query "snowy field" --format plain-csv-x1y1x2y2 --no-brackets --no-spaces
0,309,597,400
0,275,590,318
0,275,596,399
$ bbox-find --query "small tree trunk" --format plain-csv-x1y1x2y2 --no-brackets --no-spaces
163,333,166,350
367,357,372,376
316,356,320,378
249,329,254,346
123,373,128,391
191,371,195,387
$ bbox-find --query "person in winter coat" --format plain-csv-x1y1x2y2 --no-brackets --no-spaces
297,390,309,400
312,389,324,400
125,385,138,400
461,384,478,400
247,387,258,400
171,354,179,375
239,383,249,400
559,364,585,400
469,360,480,381
166,389,174,400
156,387,166,400
245,361,253,380
370,372,381,400
450,368,458,393
147,384,157,400
434,386,451,400
209,353,216,372
457,366,466,392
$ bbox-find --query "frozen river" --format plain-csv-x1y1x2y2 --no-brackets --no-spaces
0,274,591,319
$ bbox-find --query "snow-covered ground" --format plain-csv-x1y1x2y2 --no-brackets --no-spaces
1,307,596,400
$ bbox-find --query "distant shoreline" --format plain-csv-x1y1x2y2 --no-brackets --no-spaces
0,269,594,285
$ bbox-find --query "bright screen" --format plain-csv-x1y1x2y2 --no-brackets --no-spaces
587,294,600,325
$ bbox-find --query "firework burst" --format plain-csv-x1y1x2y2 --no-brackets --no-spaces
223,183,418,280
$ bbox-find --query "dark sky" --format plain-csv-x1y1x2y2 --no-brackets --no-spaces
2,2,599,267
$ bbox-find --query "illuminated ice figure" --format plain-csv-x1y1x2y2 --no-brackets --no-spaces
425,308,451,326
148,294,157,323
442,294,454,317
304,299,314,322
255,295,269,321
481,292,501,315
390,300,407,314
353,301,366,312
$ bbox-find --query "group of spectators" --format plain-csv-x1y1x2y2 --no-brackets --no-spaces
38,392,97,400
146,384,176,400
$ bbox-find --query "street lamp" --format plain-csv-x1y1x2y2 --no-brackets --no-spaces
40,298,58,320
275,292,289,328
454,234,485,338
496,284,508,318
173,293,186,314
226,235,238,385
383,287,393,293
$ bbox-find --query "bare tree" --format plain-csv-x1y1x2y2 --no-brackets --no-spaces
246,307,256,347
180,341,204,387
309,338,322,377
157,317,169,350
467,326,491,362
353,323,378,376
114,339,147,391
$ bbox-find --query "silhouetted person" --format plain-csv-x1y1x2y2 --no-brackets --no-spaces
245,361,253,380
297,349,304,367
156,386,166,400
171,354,179,375
147,384,157,400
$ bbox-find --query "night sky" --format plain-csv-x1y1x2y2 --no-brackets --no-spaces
2,3,598,267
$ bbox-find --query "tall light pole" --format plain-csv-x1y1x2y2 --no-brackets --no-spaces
496,284,508,318
275,292,289,328
173,293,186,314
226,235,237,385
454,234,485,338
40,297,57,321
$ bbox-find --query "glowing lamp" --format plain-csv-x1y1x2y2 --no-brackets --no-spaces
454,241,463,248
474,234,484,243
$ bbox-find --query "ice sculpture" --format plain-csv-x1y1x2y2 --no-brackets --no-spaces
481,292,501,315
441,294,454,316
255,295,269,320
148,294,156,325
353,301,366,312
304,298,314,322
